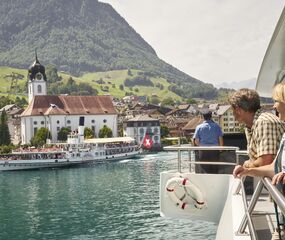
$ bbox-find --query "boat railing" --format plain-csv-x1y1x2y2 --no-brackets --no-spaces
163,145,239,173
164,145,285,239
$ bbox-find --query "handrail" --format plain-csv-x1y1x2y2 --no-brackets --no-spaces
262,177,285,215
164,145,285,239
239,177,258,240
164,145,239,172
237,177,285,238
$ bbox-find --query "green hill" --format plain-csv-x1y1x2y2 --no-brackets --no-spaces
0,0,218,100
0,67,182,101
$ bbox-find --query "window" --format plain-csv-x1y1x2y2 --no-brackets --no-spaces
57,127,60,131
41,121,44,125
103,119,107,123
139,128,144,135
34,127,38,134
57,120,60,124
153,127,158,134
37,85,42,93
67,120,71,124
91,119,95,123
33,121,37,125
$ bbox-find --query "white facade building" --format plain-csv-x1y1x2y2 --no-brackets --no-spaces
21,95,118,144
21,56,118,144
124,115,161,149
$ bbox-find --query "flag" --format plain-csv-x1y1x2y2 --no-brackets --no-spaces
143,134,153,149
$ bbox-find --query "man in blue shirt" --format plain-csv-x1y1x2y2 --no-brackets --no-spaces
193,109,223,173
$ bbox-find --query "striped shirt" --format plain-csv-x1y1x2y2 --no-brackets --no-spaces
245,109,285,161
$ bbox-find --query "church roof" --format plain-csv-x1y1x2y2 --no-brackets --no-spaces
21,95,117,116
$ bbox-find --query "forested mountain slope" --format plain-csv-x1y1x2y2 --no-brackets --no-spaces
0,0,217,99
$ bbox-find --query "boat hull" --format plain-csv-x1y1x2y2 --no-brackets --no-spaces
0,151,140,171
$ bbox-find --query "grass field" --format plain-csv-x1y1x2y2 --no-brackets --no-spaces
0,67,182,101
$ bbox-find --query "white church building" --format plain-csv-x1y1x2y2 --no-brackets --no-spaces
20,56,118,144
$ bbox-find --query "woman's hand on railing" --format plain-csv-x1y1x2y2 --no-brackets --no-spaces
272,172,285,185
233,165,248,178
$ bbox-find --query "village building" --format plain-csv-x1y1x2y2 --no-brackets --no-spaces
0,104,23,144
123,115,161,149
20,56,118,144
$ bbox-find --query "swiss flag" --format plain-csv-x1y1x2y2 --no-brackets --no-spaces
143,134,153,149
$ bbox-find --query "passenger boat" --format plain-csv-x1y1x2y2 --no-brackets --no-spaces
160,5,285,240
0,125,140,171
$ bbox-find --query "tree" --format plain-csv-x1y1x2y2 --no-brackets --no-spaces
150,96,160,105
119,84,124,91
57,127,71,141
160,125,170,138
30,128,51,147
161,97,174,106
98,125,113,138
0,110,11,146
186,98,197,104
84,127,94,139
46,64,61,83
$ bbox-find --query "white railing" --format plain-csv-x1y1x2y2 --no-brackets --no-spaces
164,145,285,240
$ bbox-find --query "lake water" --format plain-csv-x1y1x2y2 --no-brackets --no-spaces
0,151,216,240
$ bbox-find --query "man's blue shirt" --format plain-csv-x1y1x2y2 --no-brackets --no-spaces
193,120,223,146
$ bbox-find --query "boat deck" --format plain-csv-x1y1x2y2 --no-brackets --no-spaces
253,194,277,239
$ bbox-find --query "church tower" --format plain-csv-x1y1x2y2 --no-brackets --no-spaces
28,53,47,103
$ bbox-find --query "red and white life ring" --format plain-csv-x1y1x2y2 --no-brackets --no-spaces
166,177,205,210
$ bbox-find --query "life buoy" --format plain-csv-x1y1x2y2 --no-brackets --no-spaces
166,177,205,210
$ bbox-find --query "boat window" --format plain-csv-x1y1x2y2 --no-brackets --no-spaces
33,121,37,125
103,119,107,123
57,120,60,124
91,119,95,123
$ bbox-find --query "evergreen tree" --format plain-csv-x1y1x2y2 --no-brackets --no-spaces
57,127,71,141
0,110,11,146
98,125,113,138
84,127,94,139
30,128,51,147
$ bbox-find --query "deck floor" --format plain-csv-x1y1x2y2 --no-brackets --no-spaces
252,194,277,239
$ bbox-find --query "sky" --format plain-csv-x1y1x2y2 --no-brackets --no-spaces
101,0,284,87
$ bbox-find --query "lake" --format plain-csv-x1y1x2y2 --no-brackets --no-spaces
0,151,216,240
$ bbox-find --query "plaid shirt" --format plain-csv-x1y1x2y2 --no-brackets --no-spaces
245,109,285,161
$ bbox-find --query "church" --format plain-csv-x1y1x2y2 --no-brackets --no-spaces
20,56,118,144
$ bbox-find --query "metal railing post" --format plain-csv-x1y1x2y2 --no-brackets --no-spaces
237,179,264,234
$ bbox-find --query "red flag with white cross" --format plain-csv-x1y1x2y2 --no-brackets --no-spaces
143,134,153,149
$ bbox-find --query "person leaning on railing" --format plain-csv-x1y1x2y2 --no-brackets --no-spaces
232,84,285,240
229,88,285,169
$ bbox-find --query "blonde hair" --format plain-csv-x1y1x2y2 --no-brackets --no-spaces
272,83,285,103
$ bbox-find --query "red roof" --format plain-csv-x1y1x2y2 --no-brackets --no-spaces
21,95,117,116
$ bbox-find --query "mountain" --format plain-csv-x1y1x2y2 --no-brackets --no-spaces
216,78,256,90
0,0,217,99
